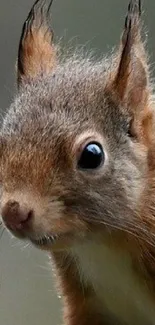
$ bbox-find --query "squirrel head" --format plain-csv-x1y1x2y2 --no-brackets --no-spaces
1,0,155,250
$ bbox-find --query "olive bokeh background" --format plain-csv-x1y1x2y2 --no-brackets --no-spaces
0,1,155,324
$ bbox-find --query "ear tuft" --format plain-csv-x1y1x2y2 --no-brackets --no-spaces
17,0,57,85
114,0,145,101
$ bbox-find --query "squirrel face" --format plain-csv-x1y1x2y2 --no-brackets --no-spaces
1,0,154,251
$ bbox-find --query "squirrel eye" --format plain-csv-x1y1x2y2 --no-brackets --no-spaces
78,142,105,170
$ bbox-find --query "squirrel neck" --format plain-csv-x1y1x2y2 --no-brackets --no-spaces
52,236,155,325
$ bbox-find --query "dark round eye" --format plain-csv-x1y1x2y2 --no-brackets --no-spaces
78,142,105,170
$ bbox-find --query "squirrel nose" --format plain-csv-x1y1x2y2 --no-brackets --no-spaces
1,200,33,231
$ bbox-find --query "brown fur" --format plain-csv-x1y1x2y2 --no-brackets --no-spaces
1,0,155,324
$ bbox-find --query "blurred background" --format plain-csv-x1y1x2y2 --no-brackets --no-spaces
0,1,155,324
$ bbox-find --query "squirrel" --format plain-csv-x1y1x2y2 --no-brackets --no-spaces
1,0,155,324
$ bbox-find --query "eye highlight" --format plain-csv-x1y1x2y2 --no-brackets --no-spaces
77,142,105,170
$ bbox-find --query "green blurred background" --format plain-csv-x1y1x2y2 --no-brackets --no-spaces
0,1,155,324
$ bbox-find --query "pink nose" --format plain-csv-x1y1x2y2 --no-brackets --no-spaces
1,200,33,231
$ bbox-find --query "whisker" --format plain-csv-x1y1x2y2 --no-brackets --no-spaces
88,218,155,249
0,227,5,240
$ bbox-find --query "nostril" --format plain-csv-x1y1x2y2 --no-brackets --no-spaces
21,209,34,224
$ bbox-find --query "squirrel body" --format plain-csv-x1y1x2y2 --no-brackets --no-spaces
1,1,155,324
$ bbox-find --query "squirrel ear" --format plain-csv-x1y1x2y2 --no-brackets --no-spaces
17,0,57,85
113,0,150,111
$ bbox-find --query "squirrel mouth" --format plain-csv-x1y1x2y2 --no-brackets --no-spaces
29,231,74,250
30,234,59,247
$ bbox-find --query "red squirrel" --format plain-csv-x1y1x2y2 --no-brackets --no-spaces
1,0,155,324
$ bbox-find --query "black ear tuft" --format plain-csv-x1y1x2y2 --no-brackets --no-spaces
123,0,141,47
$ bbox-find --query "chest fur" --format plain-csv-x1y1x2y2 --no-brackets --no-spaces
70,241,155,325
